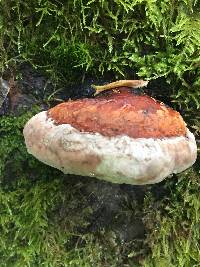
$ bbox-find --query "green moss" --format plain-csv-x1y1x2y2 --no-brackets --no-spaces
143,169,200,267
0,0,200,108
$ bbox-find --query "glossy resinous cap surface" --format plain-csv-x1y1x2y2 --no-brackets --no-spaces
47,88,187,138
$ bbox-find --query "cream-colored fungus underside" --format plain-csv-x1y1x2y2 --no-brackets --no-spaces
23,111,197,185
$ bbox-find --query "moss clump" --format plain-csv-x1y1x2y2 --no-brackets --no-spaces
0,0,200,109
143,168,200,267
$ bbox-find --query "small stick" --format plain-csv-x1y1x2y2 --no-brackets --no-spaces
92,80,149,96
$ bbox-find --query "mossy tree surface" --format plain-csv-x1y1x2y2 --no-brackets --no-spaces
0,0,200,266
0,0,200,108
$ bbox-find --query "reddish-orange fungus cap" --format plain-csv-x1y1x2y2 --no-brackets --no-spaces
47,88,187,139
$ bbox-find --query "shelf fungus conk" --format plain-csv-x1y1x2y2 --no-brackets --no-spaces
23,80,197,185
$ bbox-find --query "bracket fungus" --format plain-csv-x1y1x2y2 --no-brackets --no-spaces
23,80,197,185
